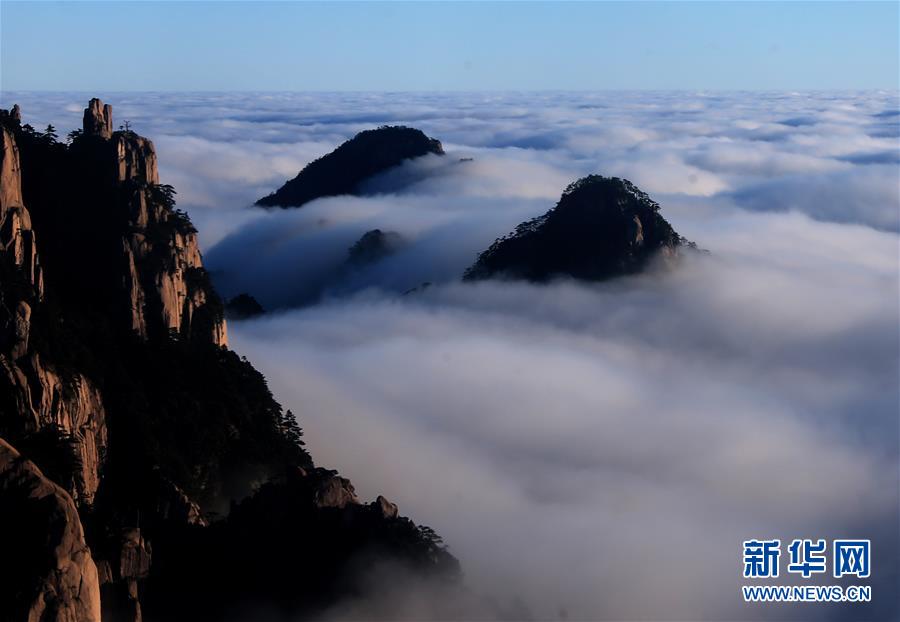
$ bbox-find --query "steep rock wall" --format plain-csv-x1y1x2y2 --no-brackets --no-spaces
1,126,42,296
0,437,102,622
0,124,106,506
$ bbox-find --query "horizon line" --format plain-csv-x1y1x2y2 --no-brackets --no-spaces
3,88,899,95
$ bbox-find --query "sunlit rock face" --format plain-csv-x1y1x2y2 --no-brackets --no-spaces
83,98,113,140
119,186,227,346
11,353,108,505
257,125,444,208
114,132,159,185
465,175,691,282
0,437,102,622
0,125,42,295
0,125,25,210
313,472,360,509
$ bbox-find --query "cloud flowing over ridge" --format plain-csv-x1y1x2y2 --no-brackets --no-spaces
3,91,897,620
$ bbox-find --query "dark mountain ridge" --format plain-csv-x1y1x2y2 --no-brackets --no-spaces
256,125,444,208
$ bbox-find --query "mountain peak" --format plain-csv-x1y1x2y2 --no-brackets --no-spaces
465,175,691,282
256,125,444,208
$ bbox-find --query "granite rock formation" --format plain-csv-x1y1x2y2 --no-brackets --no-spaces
465,175,693,282
1,120,104,506
78,99,224,346
0,438,102,622
83,98,113,140
1,125,42,295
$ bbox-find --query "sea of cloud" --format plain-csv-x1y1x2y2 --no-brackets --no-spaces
3,90,897,620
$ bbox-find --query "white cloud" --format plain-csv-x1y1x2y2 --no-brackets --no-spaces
231,223,897,618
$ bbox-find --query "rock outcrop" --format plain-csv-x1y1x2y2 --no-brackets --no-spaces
114,133,159,185
314,473,360,509
256,125,444,208
373,494,399,519
83,98,113,140
0,437,102,622
465,175,692,282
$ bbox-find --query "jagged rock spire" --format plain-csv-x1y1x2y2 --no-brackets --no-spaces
10,105,21,124
83,98,113,139
81,98,161,184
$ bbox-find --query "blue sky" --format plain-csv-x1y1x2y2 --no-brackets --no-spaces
1,1,898,91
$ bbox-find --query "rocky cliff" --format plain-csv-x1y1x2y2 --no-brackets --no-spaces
256,125,444,208
1,125,42,295
1,121,106,507
79,99,224,346
0,100,456,622
0,438,102,622
465,175,693,282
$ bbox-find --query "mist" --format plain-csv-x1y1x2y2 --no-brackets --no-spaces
231,226,897,619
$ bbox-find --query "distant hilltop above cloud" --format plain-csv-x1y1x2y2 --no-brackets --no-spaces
465,175,694,283
256,125,444,208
